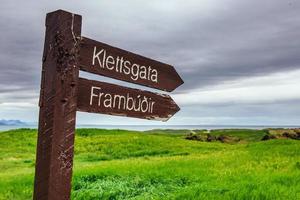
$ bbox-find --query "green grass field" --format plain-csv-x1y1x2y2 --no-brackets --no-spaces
0,128,299,200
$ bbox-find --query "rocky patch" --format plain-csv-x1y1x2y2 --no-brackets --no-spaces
262,129,300,141
185,132,240,143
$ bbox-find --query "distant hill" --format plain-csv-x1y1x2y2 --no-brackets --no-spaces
0,119,26,126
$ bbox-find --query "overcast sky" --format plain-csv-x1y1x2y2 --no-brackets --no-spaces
0,0,300,126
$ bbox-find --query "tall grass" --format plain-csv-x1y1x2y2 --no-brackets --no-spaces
0,129,299,199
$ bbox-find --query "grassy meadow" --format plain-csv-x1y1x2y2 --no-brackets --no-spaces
0,128,299,200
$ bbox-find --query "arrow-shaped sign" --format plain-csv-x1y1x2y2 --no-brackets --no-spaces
79,37,183,92
77,78,180,121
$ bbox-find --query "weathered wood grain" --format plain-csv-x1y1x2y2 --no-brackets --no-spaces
33,10,82,200
79,37,184,92
77,78,180,121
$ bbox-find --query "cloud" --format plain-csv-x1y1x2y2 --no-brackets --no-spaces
174,69,300,106
1,0,300,93
0,0,299,125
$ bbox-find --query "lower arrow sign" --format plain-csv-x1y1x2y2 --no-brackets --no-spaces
77,78,180,121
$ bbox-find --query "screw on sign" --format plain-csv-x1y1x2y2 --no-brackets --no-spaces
33,9,183,200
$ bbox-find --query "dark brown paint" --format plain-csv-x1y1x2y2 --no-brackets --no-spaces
34,10,82,200
79,37,184,92
77,78,180,121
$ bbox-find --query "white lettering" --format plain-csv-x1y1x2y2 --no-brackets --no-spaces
103,94,112,108
91,48,159,83
90,86,101,105
106,56,115,70
151,69,158,83
92,47,104,67
89,86,155,114
131,64,139,81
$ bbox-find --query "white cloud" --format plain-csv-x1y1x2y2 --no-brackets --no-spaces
0,102,37,109
174,69,300,106
0,0,300,125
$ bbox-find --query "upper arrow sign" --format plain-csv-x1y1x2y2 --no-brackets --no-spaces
79,37,184,92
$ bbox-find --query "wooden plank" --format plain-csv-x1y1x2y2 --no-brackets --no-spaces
79,37,184,92
33,10,82,200
77,78,180,121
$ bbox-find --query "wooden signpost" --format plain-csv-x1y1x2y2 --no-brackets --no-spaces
34,9,183,200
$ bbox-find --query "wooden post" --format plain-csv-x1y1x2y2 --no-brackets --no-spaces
33,10,82,200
